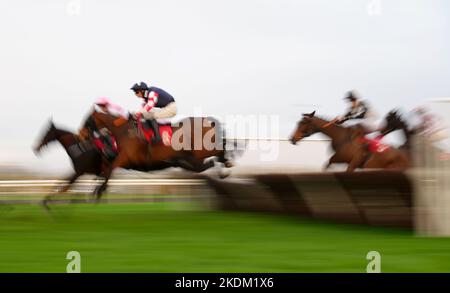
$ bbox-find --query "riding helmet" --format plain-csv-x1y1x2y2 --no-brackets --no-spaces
130,83,141,92
344,90,358,101
139,82,149,91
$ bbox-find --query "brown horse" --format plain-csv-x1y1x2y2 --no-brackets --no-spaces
81,111,234,197
289,111,410,171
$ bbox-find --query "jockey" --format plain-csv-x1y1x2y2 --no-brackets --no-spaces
409,106,448,147
130,82,177,144
335,90,380,133
94,97,127,118
334,91,385,152
92,97,123,158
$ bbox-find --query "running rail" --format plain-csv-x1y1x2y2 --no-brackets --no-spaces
0,179,206,187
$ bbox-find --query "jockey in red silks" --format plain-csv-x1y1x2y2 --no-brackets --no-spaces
95,97,127,119
130,82,177,144
92,97,124,157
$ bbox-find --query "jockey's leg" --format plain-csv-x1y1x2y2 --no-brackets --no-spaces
148,119,162,144
151,102,177,144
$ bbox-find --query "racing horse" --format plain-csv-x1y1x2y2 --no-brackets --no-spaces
33,120,107,205
289,111,410,171
81,110,234,198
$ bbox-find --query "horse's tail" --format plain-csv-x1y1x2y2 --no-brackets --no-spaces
206,116,245,166
224,137,246,166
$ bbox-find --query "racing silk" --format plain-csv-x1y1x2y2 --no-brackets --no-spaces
409,108,447,139
341,100,369,122
341,100,380,133
95,97,127,118
140,86,175,113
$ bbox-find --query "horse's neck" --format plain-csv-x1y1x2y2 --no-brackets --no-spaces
56,130,78,149
101,118,134,142
311,117,349,142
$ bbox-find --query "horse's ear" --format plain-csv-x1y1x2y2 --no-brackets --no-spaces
302,111,316,118
49,117,55,129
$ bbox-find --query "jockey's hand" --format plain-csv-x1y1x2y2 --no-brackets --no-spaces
131,112,141,120
145,112,155,119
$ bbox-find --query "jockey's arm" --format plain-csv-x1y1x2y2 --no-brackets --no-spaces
353,104,368,119
341,104,367,122
339,110,353,122
137,91,159,117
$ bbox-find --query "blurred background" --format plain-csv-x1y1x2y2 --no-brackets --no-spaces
1,0,450,272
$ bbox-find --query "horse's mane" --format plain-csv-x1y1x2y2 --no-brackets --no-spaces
92,111,128,124
308,114,346,130
93,110,118,121
90,110,132,135
35,122,78,150
44,123,76,137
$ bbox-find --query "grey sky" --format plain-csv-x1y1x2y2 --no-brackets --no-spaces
1,0,449,171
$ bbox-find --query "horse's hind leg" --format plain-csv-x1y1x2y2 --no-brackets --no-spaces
384,154,410,170
177,156,215,173
217,142,234,168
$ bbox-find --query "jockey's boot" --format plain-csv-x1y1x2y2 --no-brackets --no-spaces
148,119,162,145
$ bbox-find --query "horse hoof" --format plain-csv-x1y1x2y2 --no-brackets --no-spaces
41,199,51,211
219,168,231,179
224,162,234,168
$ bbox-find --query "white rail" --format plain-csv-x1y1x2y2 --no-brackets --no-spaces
0,179,205,187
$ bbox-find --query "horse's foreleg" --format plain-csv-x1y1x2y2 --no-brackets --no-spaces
58,173,79,193
346,162,358,172
43,173,80,209
384,152,410,170
94,153,129,201
217,150,234,168
324,154,338,171
346,155,366,172
94,167,113,201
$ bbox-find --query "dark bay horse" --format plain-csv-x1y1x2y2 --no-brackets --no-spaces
81,111,234,197
34,120,107,204
289,111,410,171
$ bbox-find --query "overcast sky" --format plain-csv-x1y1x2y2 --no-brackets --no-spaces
1,0,449,171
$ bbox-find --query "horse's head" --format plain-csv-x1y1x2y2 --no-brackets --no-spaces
80,109,130,140
380,109,404,136
33,119,58,155
290,111,317,145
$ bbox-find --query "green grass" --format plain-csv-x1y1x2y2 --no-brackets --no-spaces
1,202,450,272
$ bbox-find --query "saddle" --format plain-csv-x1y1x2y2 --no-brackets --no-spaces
137,119,173,146
358,136,390,153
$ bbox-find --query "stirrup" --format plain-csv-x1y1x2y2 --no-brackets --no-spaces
151,137,162,145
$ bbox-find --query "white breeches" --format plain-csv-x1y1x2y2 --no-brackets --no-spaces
142,102,177,122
